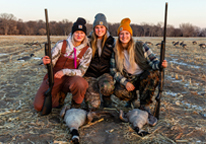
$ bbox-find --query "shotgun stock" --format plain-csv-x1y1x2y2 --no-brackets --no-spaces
40,9,54,116
154,2,168,119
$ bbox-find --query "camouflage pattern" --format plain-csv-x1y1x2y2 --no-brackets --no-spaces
84,73,114,109
114,83,132,101
114,70,159,105
97,73,114,96
84,77,101,109
139,70,159,105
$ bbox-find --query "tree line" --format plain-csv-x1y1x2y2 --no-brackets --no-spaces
0,13,206,37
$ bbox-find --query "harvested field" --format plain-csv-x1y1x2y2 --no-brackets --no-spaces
0,36,206,144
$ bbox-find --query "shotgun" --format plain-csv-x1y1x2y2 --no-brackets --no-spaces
153,2,168,119
40,9,54,116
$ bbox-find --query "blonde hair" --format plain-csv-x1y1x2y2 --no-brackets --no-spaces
91,31,108,58
115,37,135,74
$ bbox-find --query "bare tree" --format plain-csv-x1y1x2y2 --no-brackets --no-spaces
154,22,163,36
0,12,205,37
167,25,175,37
108,23,119,36
179,23,195,37
17,19,30,35
38,28,46,35
0,13,16,35
193,26,201,37
199,28,206,37
172,28,182,37
62,19,73,36
141,22,151,36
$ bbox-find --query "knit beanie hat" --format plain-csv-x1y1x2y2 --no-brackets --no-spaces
117,18,133,35
72,17,87,34
93,13,108,29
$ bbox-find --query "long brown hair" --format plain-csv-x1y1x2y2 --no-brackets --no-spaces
90,31,108,58
115,37,135,74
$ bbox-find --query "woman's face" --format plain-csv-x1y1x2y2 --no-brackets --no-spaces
94,25,107,39
119,30,131,45
73,30,85,43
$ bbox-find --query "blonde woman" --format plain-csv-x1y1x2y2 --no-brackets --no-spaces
84,13,115,109
111,18,167,124
34,18,92,115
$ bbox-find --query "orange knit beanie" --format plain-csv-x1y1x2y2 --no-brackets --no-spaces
117,18,133,35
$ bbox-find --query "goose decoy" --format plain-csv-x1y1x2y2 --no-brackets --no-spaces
145,41,153,46
38,61,43,65
180,41,184,46
155,43,161,48
199,43,206,49
182,44,187,49
192,41,197,45
17,54,34,61
173,41,179,47
23,42,32,46
31,41,42,49
119,109,157,137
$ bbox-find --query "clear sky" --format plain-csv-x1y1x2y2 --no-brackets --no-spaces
1,0,206,28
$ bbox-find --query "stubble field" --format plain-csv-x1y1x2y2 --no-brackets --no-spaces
0,35,206,144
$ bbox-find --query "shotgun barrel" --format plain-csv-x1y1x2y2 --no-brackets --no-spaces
40,9,54,116
154,2,168,119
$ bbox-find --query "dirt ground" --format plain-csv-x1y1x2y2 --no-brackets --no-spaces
0,36,206,144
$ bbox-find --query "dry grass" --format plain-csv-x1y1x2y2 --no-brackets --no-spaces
0,36,206,144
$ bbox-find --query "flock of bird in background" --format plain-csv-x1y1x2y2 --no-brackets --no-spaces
17,40,206,62
145,41,206,50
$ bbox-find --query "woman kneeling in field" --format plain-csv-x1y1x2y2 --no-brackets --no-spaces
84,13,115,109
111,18,167,124
34,18,92,114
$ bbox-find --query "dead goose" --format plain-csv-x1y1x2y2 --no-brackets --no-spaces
119,109,156,137
60,106,112,143
60,107,87,144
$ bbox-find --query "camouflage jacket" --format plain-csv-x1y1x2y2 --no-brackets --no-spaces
110,42,160,86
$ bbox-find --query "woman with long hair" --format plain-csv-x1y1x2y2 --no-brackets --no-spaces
34,18,92,115
111,18,167,124
84,13,115,109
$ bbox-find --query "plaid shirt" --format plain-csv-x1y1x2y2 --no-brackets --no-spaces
110,43,160,86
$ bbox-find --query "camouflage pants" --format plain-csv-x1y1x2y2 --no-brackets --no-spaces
84,73,114,109
114,70,159,105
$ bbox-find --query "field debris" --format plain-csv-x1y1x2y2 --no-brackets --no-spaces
0,36,206,143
